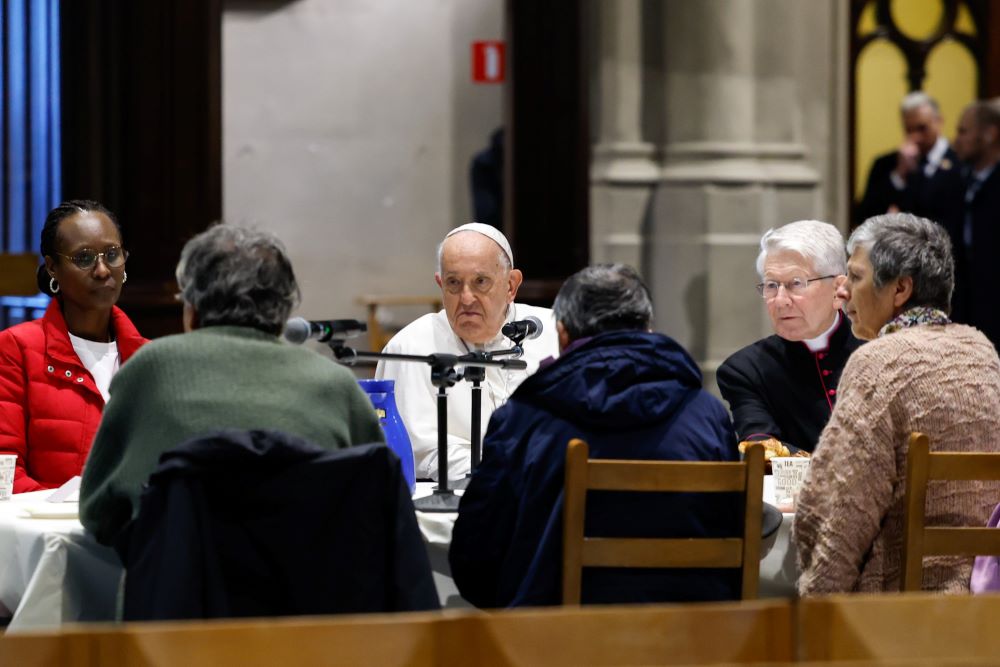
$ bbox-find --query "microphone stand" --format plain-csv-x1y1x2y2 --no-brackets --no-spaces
328,342,526,513
451,340,526,491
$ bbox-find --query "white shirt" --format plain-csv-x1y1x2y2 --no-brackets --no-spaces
375,304,559,481
890,136,950,190
68,334,120,402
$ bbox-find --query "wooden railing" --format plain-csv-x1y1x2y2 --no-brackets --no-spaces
7,593,1000,665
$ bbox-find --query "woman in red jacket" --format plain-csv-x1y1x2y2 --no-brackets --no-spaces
0,200,147,492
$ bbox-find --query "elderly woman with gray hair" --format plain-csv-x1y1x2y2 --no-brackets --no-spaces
794,212,1000,594
80,224,384,546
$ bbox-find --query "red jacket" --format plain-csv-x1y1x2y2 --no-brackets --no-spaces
0,300,146,492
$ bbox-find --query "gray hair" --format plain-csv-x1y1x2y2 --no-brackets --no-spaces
847,213,954,313
552,264,653,340
967,99,1000,134
755,220,847,279
900,91,940,116
175,224,301,335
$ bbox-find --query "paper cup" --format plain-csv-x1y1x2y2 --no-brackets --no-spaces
771,456,811,508
0,455,15,501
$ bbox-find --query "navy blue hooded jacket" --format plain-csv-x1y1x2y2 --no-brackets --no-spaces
449,330,740,608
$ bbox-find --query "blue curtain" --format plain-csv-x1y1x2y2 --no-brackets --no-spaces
1,0,60,327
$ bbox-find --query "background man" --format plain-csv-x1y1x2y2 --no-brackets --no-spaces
450,264,740,607
856,91,962,227
948,99,1000,348
717,220,862,452
375,223,557,481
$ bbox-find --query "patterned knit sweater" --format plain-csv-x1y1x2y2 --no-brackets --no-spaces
794,323,1000,594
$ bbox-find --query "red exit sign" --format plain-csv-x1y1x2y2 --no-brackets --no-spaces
471,41,505,84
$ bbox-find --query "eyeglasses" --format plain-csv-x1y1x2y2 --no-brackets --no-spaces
756,275,835,299
56,246,128,271
441,275,496,295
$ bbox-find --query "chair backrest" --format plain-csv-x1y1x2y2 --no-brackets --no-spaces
900,432,1000,591
356,294,442,351
561,438,765,605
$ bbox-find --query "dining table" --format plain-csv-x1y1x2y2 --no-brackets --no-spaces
0,475,799,631
0,489,120,632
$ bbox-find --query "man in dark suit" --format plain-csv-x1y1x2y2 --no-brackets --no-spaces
856,92,963,228
718,221,863,452
949,99,1000,348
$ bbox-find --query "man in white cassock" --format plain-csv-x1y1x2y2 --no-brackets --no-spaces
375,223,558,481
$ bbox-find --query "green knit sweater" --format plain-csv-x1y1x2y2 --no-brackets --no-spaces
80,325,385,545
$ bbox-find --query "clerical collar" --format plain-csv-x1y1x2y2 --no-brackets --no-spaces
803,311,840,352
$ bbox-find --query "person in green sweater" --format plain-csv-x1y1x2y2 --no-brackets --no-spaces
80,224,385,546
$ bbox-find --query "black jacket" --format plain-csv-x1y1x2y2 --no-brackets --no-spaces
117,430,439,621
947,164,1000,350
717,314,863,452
855,147,964,227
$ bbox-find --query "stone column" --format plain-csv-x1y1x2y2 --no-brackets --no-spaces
645,0,823,393
589,0,658,268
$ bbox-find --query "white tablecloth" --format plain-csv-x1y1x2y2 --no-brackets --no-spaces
0,491,120,632
0,479,798,630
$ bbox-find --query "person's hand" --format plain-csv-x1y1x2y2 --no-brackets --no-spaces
894,141,920,180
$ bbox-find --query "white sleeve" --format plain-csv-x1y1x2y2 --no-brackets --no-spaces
375,333,469,481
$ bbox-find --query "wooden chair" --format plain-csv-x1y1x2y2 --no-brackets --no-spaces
561,439,765,605
900,432,1000,591
355,294,442,351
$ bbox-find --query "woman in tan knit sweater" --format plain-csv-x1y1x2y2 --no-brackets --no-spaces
794,212,1000,594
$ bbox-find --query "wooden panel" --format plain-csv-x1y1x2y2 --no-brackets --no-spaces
582,537,743,569
923,527,1000,555
740,444,765,599
561,438,589,605
356,295,442,352
101,616,437,667
0,632,95,667
0,601,796,666
798,593,1000,662
588,460,747,492
901,432,931,591
438,601,795,666
927,453,1000,480
0,254,41,295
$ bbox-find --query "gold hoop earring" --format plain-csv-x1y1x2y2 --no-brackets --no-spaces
49,277,60,294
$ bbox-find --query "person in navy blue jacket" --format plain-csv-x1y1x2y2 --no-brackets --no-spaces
449,264,741,608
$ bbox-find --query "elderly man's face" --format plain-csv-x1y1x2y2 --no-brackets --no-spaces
435,232,522,345
839,246,906,341
902,104,941,156
954,107,987,167
762,250,841,341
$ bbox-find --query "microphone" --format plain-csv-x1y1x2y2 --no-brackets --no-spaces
283,317,367,344
501,315,543,342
